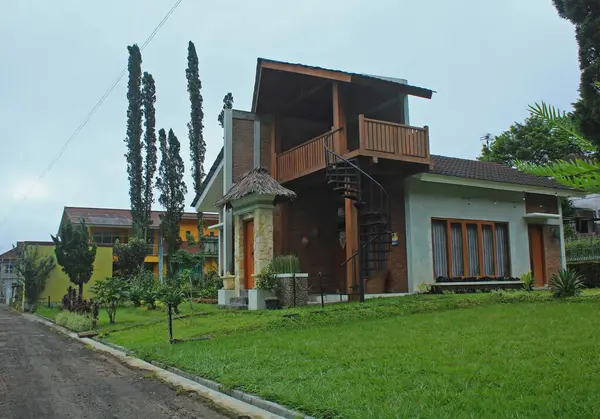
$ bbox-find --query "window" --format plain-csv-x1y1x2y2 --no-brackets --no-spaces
432,219,510,278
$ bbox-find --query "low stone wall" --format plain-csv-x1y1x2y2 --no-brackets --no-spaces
278,274,309,307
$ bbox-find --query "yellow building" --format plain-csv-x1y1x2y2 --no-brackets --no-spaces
19,241,114,303
60,207,219,280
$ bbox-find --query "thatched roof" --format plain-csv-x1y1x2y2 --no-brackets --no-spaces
216,167,296,208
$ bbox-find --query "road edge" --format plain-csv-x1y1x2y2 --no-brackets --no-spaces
23,313,293,419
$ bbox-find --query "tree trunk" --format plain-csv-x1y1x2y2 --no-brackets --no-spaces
78,283,84,299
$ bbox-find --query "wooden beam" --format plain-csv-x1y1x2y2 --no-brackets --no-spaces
261,60,352,83
345,198,359,295
270,118,277,178
332,82,347,153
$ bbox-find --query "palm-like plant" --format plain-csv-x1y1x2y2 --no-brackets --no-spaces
549,270,585,298
516,94,600,192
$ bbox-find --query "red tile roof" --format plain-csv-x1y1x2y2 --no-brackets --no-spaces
63,207,217,229
430,155,570,190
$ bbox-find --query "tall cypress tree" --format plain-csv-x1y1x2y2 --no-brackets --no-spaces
141,72,157,240
125,44,144,237
186,41,205,240
156,128,187,277
553,0,600,146
217,93,234,128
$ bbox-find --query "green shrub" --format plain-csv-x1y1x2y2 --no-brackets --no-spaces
520,272,535,292
56,311,93,332
90,276,130,324
255,263,279,293
271,254,300,274
198,270,221,299
549,269,585,298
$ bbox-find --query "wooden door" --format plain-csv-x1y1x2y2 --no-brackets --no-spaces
243,220,255,289
528,225,546,286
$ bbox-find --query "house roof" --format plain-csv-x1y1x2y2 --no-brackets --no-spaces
191,147,224,207
0,248,17,260
430,155,570,190
252,58,435,113
216,167,296,208
63,207,217,229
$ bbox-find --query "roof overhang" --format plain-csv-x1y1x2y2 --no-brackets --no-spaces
252,58,434,113
414,173,583,197
194,159,224,213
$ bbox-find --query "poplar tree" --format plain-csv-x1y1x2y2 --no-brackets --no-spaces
141,71,157,239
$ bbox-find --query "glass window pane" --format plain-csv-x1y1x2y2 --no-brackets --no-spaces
432,220,448,278
482,225,495,276
466,224,480,276
495,224,509,277
451,223,464,276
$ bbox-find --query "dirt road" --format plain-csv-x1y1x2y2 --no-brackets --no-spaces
0,305,228,419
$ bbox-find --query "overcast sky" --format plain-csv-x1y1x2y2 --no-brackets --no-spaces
0,0,580,252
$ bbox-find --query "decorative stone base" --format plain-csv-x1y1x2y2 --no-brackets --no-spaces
277,273,309,307
248,289,274,310
217,289,237,306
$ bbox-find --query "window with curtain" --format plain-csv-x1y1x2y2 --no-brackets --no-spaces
431,219,510,278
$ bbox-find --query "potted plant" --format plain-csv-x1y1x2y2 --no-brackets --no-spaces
221,272,235,290
253,263,280,310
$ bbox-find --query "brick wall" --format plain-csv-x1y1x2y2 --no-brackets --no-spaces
543,226,562,281
380,178,408,293
525,193,558,214
232,118,254,180
279,184,345,293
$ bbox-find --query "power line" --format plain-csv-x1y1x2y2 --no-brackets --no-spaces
0,0,184,232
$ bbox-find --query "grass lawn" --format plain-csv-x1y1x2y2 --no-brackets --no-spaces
37,302,218,332
104,291,600,418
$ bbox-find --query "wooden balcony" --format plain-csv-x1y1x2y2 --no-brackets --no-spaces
276,130,335,183
274,117,430,183
352,115,430,164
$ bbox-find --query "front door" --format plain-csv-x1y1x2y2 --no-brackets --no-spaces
528,225,546,286
243,219,255,289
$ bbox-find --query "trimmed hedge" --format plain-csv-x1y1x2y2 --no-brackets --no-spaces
55,311,93,332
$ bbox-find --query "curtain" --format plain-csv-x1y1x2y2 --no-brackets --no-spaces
482,225,495,276
495,224,509,277
451,223,464,276
466,224,479,276
432,221,448,277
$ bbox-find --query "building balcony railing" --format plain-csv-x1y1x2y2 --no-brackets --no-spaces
356,115,430,163
274,116,430,183
144,237,219,259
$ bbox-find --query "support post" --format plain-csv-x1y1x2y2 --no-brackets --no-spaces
332,82,347,154
167,303,173,344
344,198,359,297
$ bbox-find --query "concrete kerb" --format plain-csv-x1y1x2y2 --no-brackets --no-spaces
24,313,312,419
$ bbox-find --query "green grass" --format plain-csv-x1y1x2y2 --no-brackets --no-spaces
37,302,218,332
104,291,600,418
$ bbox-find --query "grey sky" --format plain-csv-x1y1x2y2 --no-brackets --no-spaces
0,0,579,252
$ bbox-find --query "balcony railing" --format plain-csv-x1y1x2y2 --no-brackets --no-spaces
358,115,429,162
276,129,336,183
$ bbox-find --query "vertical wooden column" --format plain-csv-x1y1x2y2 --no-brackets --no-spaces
332,82,347,154
344,198,359,296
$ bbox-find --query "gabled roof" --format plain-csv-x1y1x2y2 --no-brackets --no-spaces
430,155,570,190
63,207,217,229
191,147,224,207
216,167,296,208
0,248,17,260
252,58,435,113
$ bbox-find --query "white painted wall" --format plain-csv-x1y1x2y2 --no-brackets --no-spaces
404,178,532,293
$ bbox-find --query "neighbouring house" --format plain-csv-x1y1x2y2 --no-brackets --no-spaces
193,58,578,303
0,248,18,304
60,207,220,279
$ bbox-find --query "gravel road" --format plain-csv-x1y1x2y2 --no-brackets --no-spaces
0,305,228,419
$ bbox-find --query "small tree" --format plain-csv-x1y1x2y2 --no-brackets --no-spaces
156,128,187,277
113,237,148,280
90,277,130,324
52,220,97,298
217,92,234,128
13,244,55,306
